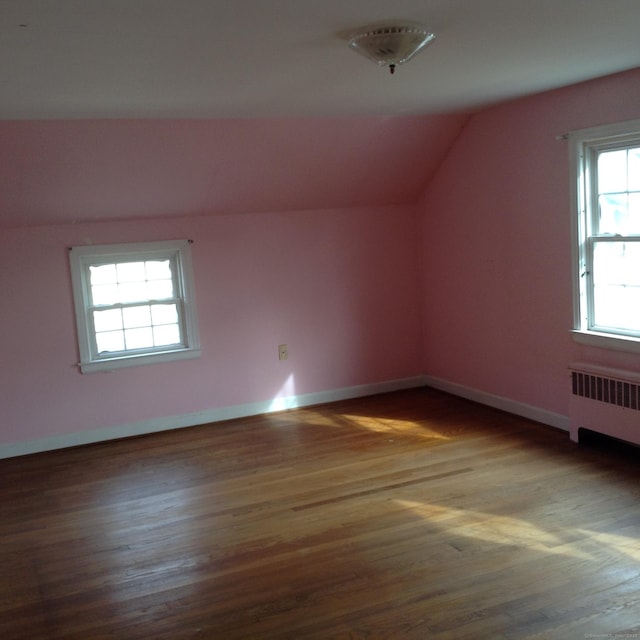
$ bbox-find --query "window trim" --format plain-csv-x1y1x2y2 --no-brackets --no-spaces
569,117,640,354
69,239,200,373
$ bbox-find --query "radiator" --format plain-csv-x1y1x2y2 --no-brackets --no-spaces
569,363,640,446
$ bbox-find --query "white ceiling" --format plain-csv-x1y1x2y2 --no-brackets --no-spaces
2,0,640,120
2,0,640,228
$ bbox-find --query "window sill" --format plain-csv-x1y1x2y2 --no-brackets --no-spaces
571,330,640,354
79,347,201,373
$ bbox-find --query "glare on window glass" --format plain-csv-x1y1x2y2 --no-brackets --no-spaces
96,330,125,354
147,279,174,299
90,264,117,285
598,150,627,194
151,304,178,325
145,260,172,280
593,241,640,332
93,308,123,332
122,305,152,329
118,282,150,304
629,193,640,233
124,327,154,350
117,262,146,283
627,148,640,191
153,324,180,346
599,194,628,234
91,283,119,306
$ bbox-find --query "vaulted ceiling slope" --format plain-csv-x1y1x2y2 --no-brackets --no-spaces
0,116,467,228
1,1,640,228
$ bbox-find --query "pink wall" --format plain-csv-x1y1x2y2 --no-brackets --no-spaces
4,67,640,452
0,206,423,447
419,67,640,416
0,116,465,228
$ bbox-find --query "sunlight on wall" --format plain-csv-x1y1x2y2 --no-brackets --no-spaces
268,374,297,412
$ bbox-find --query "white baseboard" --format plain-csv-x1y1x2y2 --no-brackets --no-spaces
0,375,430,459
0,374,570,459
422,375,570,431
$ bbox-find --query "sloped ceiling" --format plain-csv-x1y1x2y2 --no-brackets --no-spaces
0,115,467,228
1,0,640,227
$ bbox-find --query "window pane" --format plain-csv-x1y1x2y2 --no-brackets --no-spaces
122,305,151,329
70,240,198,370
593,285,640,332
593,241,640,332
151,303,178,325
147,279,174,300
117,262,146,283
118,281,150,303
145,260,172,280
93,308,123,332
629,192,640,233
90,264,117,285
599,194,628,234
598,149,627,194
628,148,640,191
91,283,119,306
96,330,125,354
153,324,181,346
124,327,154,350
594,241,640,286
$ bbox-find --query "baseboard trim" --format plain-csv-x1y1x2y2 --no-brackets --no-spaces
0,375,430,459
422,375,570,431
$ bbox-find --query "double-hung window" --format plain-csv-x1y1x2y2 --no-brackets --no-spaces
69,239,200,372
571,119,640,353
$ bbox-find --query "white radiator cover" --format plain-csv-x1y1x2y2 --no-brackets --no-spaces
569,362,640,446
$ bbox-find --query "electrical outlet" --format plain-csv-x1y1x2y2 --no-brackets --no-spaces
278,344,288,361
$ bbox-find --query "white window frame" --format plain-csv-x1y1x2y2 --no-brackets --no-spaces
570,118,640,354
69,239,200,373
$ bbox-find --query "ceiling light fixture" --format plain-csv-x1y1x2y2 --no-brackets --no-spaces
348,22,435,74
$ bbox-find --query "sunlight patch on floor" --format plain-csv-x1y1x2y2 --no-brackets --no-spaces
395,499,594,559
339,414,450,440
576,529,640,561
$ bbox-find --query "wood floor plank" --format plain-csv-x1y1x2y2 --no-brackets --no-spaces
1,387,639,639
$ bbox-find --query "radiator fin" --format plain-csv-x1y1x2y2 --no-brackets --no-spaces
571,371,640,411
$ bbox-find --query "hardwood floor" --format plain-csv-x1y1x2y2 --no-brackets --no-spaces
1,387,639,639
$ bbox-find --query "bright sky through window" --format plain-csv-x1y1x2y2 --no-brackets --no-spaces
592,147,640,334
571,120,640,351
89,260,180,354
69,240,200,372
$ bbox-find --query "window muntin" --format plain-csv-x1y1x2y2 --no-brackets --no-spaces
70,240,200,372
596,146,640,235
591,238,640,333
571,119,640,350
88,258,181,354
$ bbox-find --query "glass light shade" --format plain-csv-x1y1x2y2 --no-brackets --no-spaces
348,23,435,73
